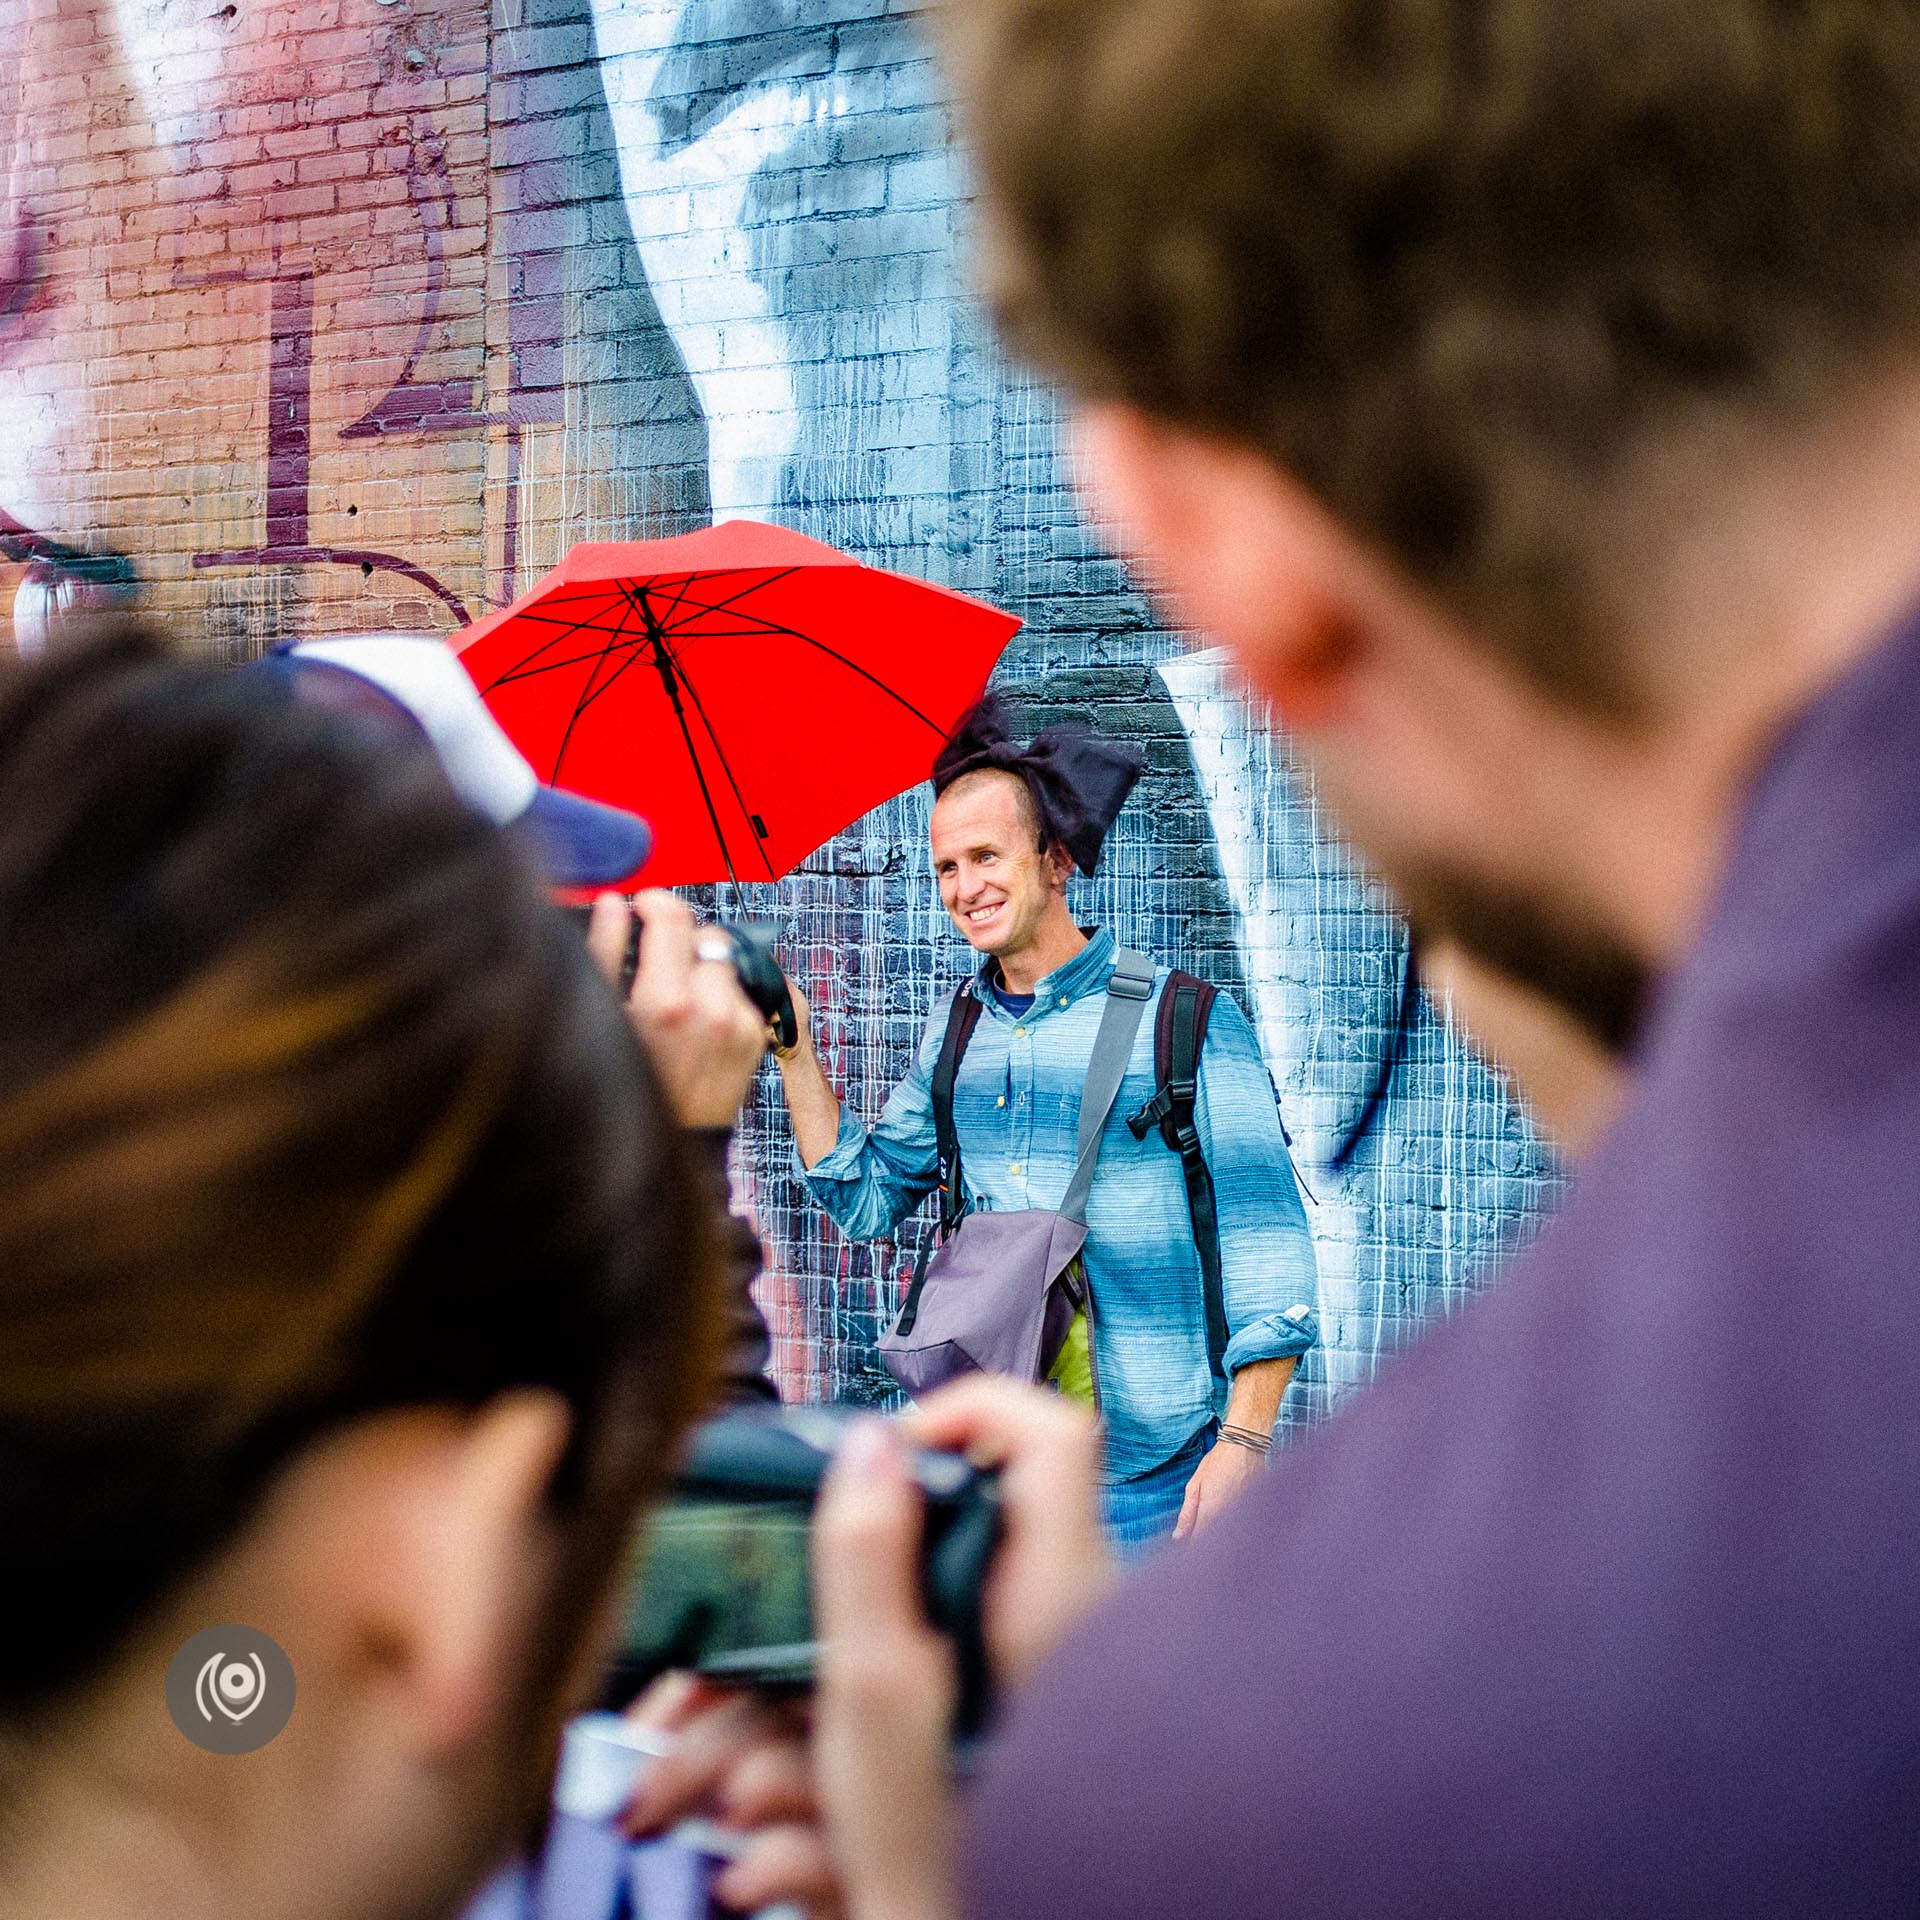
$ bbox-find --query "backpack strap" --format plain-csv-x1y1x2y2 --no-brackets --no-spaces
894,985,983,1338
1128,971,1228,1380
1056,947,1155,1225
900,950,1153,1337
930,984,985,1236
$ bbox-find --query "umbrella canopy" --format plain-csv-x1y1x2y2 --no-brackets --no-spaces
455,521,1022,889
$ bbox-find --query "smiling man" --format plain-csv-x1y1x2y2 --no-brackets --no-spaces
772,696,1318,1551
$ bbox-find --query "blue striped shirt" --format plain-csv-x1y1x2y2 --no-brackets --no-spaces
803,929,1320,1477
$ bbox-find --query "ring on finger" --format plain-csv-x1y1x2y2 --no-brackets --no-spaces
693,934,735,964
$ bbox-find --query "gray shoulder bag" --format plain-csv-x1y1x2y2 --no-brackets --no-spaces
877,949,1155,1396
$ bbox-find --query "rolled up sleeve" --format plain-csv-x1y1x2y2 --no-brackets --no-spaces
1194,995,1321,1374
800,994,951,1243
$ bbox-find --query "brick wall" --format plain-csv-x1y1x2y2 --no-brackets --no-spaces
1,0,1559,1427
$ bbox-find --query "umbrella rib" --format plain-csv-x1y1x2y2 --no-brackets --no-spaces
486,632,652,688
467,591,640,694
658,566,802,627
484,603,649,638
510,583,639,621
736,620,951,735
570,629,656,724
631,581,947,735
618,582,745,899
637,581,822,655
654,630,780,883
610,564,758,604
635,559,746,635
547,596,648,786
644,577,813,643
480,604,655,671
487,566,781,663
476,569,797,685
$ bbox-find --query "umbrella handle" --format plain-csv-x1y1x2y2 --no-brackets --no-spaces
727,922,797,1052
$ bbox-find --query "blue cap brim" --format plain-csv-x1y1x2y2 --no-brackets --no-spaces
517,785,653,888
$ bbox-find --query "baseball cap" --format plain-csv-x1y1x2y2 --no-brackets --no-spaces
249,636,653,889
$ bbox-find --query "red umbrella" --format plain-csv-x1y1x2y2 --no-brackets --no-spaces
455,521,1021,891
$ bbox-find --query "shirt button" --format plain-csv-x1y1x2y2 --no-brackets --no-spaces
996,1095,1006,1107
1059,998,1070,1009
1014,1025,1027,1036
1009,1161,1023,1176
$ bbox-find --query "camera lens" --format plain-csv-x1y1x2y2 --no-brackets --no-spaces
727,924,798,1050
564,905,797,1049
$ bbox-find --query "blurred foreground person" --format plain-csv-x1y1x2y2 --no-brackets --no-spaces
0,626,714,1920
679,3,1920,1916
245,634,779,1403
1421,939,1626,1157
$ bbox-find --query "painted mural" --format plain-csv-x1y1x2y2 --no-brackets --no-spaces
0,0,1560,1429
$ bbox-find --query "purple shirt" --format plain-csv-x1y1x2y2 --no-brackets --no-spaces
964,607,1920,1917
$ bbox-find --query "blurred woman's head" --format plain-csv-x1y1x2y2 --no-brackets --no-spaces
0,626,711,1920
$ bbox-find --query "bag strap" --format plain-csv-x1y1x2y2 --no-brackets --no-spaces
901,948,1152,1333
931,985,984,1236
1058,947,1155,1224
1128,971,1229,1379
896,986,986,1339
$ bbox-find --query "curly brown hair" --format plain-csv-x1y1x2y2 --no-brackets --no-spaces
941,0,1920,705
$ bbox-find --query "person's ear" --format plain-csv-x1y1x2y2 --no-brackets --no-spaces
1072,405,1366,727
341,1390,577,1758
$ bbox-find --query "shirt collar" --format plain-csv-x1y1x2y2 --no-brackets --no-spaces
971,927,1116,1017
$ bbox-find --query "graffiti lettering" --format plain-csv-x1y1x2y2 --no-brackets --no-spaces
191,259,471,623
191,127,481,624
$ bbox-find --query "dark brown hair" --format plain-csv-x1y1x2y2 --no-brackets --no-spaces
942,0,1920,704
0,625,711,1723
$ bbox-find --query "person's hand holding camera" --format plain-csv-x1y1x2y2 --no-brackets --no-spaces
588,889,770,1129
799,1382,1116,1920
623,1379,1115,1920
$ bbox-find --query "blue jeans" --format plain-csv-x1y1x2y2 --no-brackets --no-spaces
1102,1422,1214,1561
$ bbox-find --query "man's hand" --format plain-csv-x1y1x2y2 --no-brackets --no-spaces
773,970,850,1168
1172,1355,1294,1540
1171,1431,1267,1540
622,1381,1115,1920
588,889,768,1129
776,971,816,1061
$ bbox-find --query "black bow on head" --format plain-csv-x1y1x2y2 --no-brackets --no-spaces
931,694,1144,874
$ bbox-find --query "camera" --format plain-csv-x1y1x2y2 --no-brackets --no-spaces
564,903,798,1051
611,1409,1002,1734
